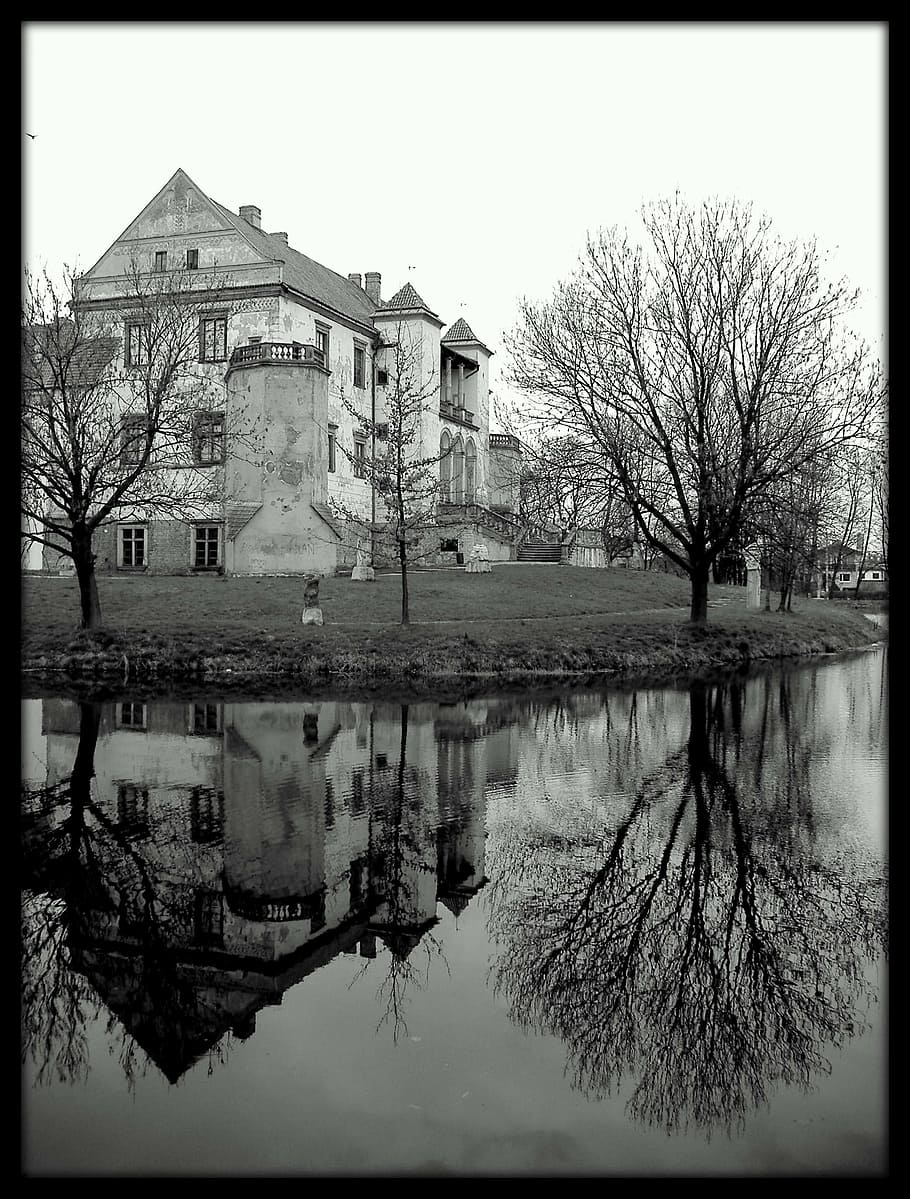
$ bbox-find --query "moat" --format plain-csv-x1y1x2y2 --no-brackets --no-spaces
21,643,887,1176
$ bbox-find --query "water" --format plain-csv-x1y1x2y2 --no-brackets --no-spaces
20,647,888,1176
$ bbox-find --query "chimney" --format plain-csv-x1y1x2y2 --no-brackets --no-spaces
272,231,288,245
239,205,261,229
364,272,381,304
348,273,362,289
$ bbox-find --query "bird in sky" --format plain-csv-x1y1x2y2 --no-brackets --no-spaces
26,132,37,139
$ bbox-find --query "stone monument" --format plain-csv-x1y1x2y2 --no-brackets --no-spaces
465,542,491,573
351,542,375,582
301,574,324,625
744,544,762,610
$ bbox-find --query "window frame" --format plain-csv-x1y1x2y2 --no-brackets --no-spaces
193,523,222,570
353,343,366,389
124,321,149,368
117,702,147,730
118,523,147,570
192,410,225,465
199,314,229,363
328,422,337,473
314,322,330,369
186,248,199,270
120,412,148,466
353,432,367,479
154,249,168,273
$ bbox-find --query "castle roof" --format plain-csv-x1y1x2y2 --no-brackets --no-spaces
441,317,476,343
211,198,378,330
380,281,439,317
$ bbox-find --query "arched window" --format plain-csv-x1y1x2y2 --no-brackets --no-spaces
439,430,451,503
465,439,476,504
452,436,464,504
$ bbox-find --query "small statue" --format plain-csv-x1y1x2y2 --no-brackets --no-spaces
301,573,324,625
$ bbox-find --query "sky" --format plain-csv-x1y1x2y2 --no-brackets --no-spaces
23,22,887,423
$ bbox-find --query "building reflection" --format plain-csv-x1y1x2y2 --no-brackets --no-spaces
22,696,519,1084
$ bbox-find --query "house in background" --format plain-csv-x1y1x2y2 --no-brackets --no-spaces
42,168,524,577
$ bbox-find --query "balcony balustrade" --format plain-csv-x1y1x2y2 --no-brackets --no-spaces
230,342,326,368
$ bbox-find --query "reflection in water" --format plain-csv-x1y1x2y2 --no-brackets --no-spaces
21,652,886,1149
485,663,887,1137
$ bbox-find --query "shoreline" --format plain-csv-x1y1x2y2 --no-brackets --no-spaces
21,609,887,701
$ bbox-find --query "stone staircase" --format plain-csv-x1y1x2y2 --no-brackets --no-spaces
517,540,562,563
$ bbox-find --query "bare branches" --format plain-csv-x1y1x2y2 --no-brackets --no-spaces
508,197,885,622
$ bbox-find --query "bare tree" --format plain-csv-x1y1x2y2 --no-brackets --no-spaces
22,261,237,628
508,197,884,623
334,321,447,624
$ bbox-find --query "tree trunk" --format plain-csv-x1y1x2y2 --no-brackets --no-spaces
399,534,409,625
689,560,710,625
72,531,101,629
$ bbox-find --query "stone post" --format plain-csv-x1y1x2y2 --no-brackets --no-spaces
301,574,324,625
352,542,375,582
744,544,762,610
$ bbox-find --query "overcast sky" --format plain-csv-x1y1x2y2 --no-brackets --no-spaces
23,22,886,420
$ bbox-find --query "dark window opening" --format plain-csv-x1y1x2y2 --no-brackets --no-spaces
154,250,168,272
353,436,367,479
194,891,224,946
190,786,224,844
377,368,388,387
353,345,365,388
193,412,224,463
328,424,337,473
186,248,199,270
199,316,228,363
194,526,220,568
117,783,150,839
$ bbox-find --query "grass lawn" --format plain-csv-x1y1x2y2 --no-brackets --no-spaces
21,566,883,692
22,564,701,636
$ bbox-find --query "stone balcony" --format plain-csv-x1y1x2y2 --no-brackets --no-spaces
229,342,327,369
439,399,477,428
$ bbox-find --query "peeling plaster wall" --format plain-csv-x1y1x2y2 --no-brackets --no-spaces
225,360,336,576
276,295,375,521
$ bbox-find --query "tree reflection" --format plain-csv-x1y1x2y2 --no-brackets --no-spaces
486,675,887,1137
352,704,450,1043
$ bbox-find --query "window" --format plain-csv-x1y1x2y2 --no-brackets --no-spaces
376,422,389,441
194,524,221,568
315,323,330,368
120,413,147,465
353,434,367,479
351,767,365,816
117,784,150,838
118,702,146,729
119,525,146,568
190,786,224,844
375,753,388,770
328,423,337,473
199,315,228,362
194,891,224,946
838,572,851,582
193,411,224,463
377,368,388,387
186,248,199,269
192,703,221,734
353,344,366,388
871,571,881,580
154,250,168,272
125,322,148,367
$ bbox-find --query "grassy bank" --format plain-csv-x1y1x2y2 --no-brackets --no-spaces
21,567,884,696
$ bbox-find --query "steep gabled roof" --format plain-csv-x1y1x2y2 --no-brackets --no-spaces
210,199,378,329
441,317,476,343
380,282,440,320
22,321,119,391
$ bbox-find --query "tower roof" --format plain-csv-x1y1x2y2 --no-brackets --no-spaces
442,317,476,343
382,282,433,312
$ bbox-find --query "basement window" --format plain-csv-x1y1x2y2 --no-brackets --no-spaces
118,524,146,568
194,524,221,568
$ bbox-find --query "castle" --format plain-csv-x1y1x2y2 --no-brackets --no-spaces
48,168,524,576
